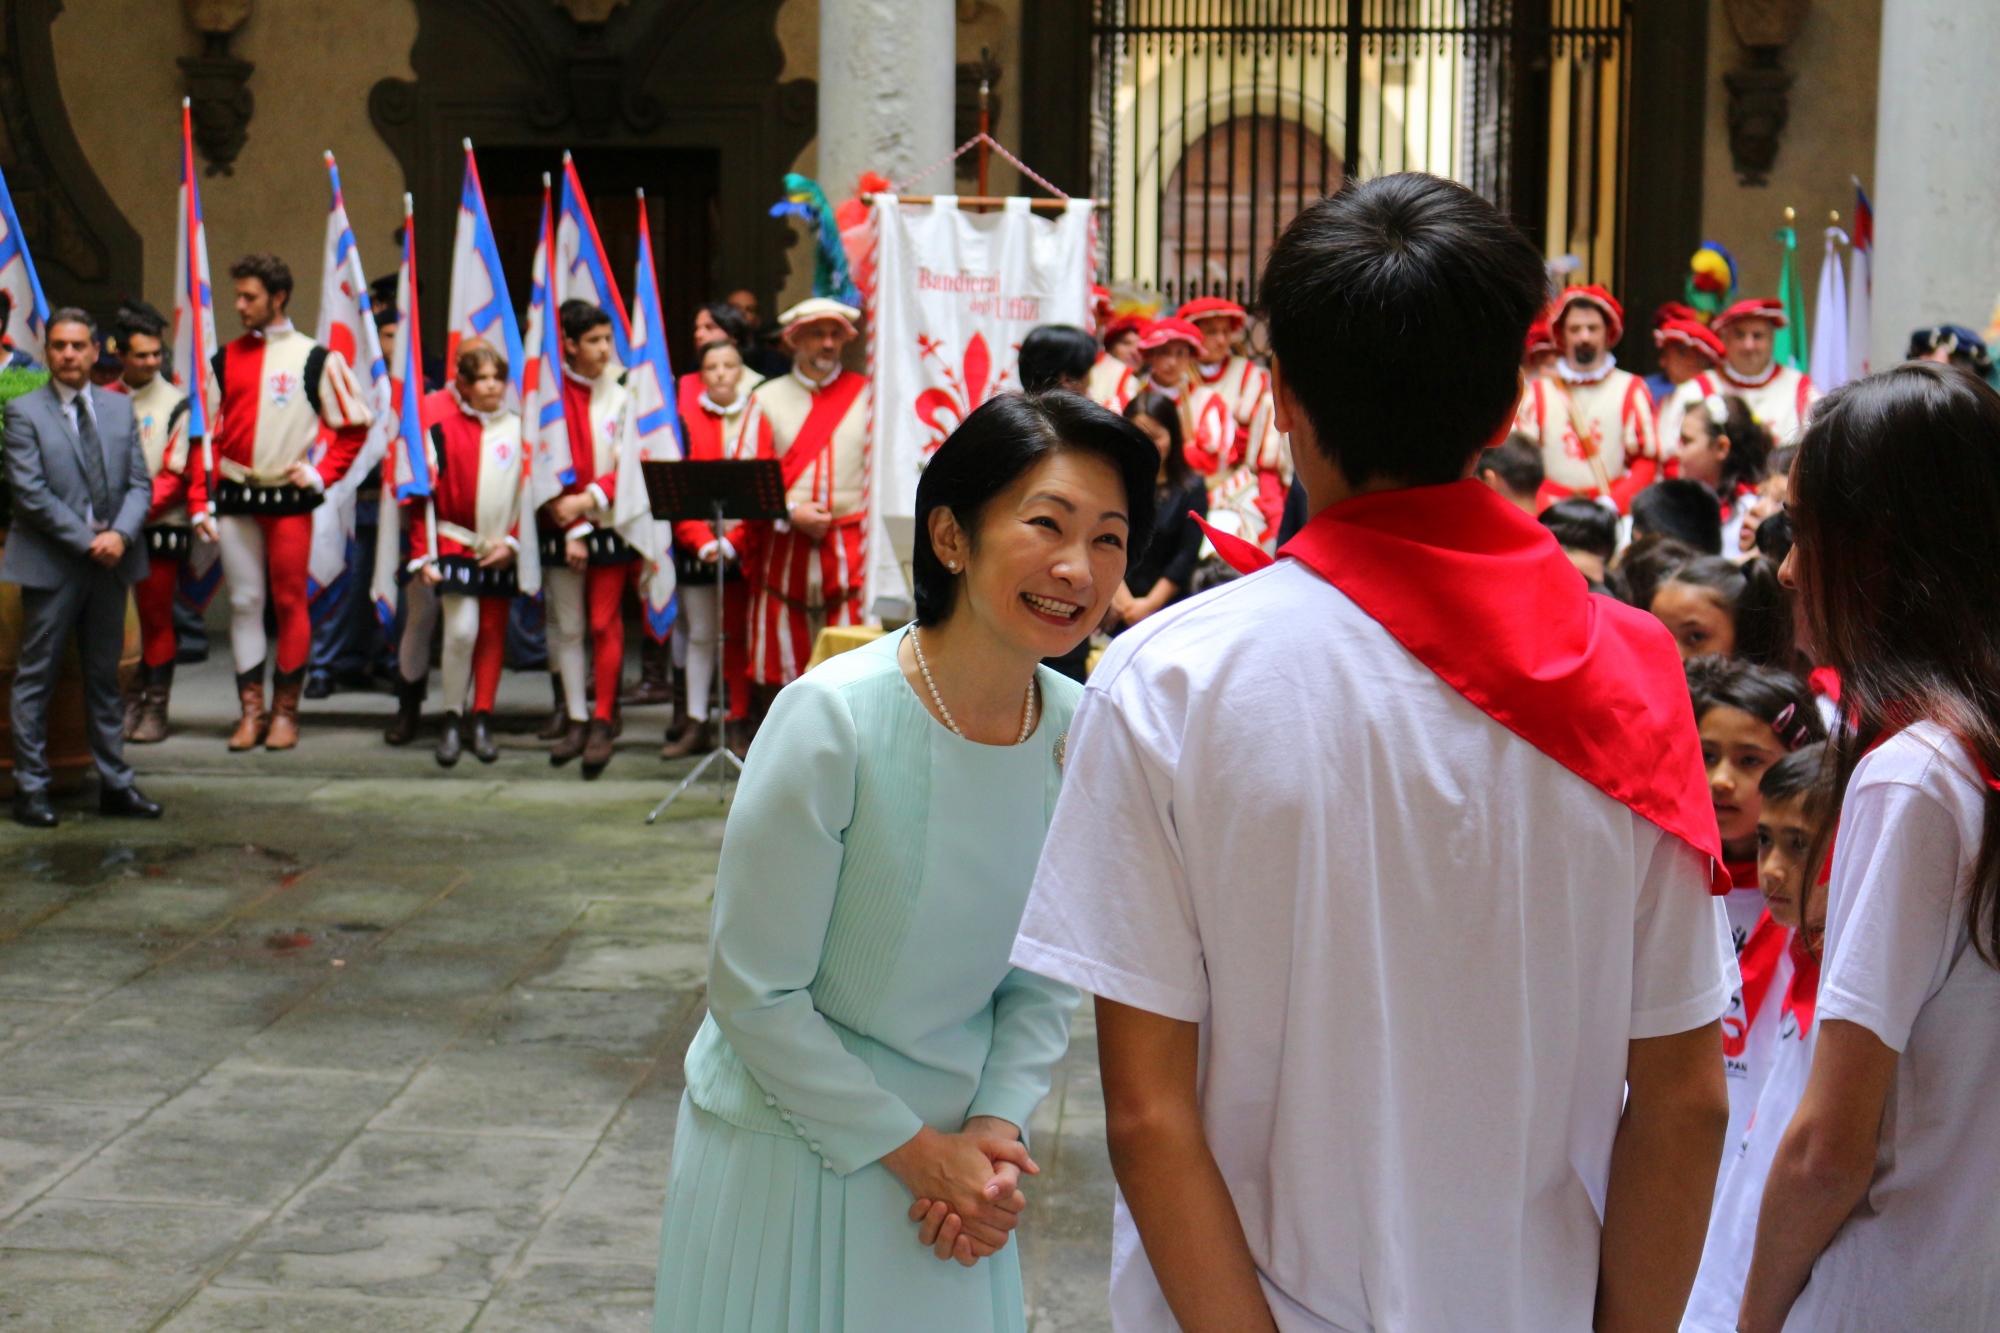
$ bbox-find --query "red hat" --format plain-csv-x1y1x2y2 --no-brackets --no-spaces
1653,318,1725,365
1103,314,1147,346
1175,296,1248,327
1524,310,1557,356
1091,284,1115,322
1653,300,1701,329
1138,317,1205,353
1551,284,1624,347
1714,297,1787,331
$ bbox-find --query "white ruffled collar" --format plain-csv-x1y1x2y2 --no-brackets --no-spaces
1721,359,1782,389
1557,352,1617,385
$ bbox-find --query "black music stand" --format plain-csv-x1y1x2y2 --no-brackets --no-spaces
641,458,788,822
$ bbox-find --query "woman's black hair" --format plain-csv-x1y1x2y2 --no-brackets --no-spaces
1791,361,2000,963
1659,554,1798,672
1017,325,1101,392
1614,532,1697,614
1761,741,1832,819
699,300,754,352
913,391,1158,626
1124,389,1192,492
1686,655,1826,746
1631,479,1723,553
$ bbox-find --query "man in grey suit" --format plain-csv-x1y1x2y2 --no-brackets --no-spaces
2,308,163,827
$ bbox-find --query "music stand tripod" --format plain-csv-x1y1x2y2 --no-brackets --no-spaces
640,458,787,823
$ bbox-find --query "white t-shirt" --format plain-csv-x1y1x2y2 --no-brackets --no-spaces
1013,560,1737,1333
1684,944,1814,1333
1783,723,2000,1331
1720,903,1794,1168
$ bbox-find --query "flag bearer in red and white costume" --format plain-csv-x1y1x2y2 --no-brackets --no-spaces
109,301,208,745
1086,314,1146,412
661,337,764,759
1514,284,1659,512
538,299,633,778
738,298,871,692
1180,295,1290,542
1663,297,1819,446
211,253,373,752
1651,314,1727,456
1139,316,1248,540
404,342,528,770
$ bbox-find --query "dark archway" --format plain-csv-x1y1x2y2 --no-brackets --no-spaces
370,0,814,363
1160,115,1340,308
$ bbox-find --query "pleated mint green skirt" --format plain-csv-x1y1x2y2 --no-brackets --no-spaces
654,1092,1027,1333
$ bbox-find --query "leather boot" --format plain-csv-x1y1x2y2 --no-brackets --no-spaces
130,664,173,744
580,717,616,779
264,668,304,750
383,674,425,746
228,666,268,751
549,718,588,766
469,712,499,764
660,718,713,759
435,711,464,767
121,672,145,741
621,637,672,705
538,675,570,740
725,715,754,759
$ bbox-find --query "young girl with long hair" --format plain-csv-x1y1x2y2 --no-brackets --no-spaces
1740,362,2000,1332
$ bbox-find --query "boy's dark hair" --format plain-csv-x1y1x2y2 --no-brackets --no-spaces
229,252,294,302
1686,655,1825,743
112,299,168,347
560,299,613,343
1257,173,1548,487
1761,741,1831,819
1124,389,1191,492
914,392,1158,626
1630,479,1723,554
1615,532,1696,614
1754,507,1792,563
1017,325,1102,393
455,340,508,384
699,300,753,351
1478,432,1544,496
1539,497,1616,562
1662,554,1797,672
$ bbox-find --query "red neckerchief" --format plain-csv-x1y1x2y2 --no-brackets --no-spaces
1727,859,1760,890
1808,666,1841,704
1216,480,1728,891
1784,929,1820,1033
1737,910,1790,1032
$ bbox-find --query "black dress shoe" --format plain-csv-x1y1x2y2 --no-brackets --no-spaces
99,785,163,819
12,792,58,828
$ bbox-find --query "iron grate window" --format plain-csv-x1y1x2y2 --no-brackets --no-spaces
1091,0,1630,314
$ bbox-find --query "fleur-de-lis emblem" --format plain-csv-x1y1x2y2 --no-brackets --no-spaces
914,331,1008,454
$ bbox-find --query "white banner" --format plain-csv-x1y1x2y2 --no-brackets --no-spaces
868,195,1095,613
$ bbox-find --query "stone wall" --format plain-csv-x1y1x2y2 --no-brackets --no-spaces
52,0,416,336
1699,0,1879,306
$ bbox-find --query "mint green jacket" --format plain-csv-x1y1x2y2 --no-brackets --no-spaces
683,630,1082,1175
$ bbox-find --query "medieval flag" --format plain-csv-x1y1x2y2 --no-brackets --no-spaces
310,151,392,600
172,97,224,604
447,140,524,394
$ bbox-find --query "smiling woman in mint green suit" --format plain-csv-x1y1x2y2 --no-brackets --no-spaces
653,391,1159,1332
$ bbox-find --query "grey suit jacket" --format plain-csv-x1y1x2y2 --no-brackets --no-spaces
0,381,151,589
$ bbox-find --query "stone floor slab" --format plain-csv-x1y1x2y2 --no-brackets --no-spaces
468,1255,657,1333
222,1130,594,1301
527,935,708,993
157,1285,480,1333
0,1248,190,1333
0,1196,264,1269
0,934,159,1002
0,1100,151,1220
371,1046,652,1140
0,1021,247,1107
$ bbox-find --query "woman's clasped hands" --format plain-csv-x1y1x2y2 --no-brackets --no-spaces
882,1116,1039,1267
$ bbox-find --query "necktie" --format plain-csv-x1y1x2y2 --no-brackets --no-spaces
73,392,114,522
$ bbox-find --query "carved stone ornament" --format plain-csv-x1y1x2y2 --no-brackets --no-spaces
179,0,255,175
1721,0,1807,187
554,0,630,23
184,0,253,33
1723,0,1809,49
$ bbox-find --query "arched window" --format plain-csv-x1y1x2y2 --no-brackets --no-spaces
1159,117,1340,307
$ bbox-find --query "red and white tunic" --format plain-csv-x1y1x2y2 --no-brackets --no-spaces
1515,361,1659,512
210,321,371,506
1663,360,1818,447
1087,354,1139,413
540,366,629,553
1655,369,1721,461
406,401,525,589
118,374,205,531
740,366,872,684
672,372,768,558
1158,376,1259,544
1198,353,1290,541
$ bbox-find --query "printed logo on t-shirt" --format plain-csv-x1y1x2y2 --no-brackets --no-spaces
1721,993,1750,1059
493,441,514,467
269,371,300,409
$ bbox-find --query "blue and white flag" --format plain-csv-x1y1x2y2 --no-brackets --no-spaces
311,151,393,598
555,153,632,367
0,158,48,369
448,140,524,395
522,175,573,510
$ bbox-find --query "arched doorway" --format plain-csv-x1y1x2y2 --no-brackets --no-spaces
1159,116,1341,307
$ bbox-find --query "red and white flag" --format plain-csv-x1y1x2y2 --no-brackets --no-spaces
311,152,392,595
521,174,572,511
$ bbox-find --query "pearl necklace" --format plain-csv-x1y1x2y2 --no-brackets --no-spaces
911,629,1036,744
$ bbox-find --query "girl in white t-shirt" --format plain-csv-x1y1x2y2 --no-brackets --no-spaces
1683,743,1832,1332
1740,362,2000,1332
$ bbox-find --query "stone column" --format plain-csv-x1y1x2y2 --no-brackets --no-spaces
1870,2,2000,371
818,0,956,208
